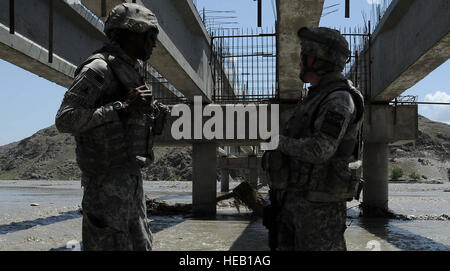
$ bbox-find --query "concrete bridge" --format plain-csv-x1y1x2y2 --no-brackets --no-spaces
0,0,448,216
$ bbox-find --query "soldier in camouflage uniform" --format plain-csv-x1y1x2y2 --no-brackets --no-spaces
262,27,364,251
55,3,169,251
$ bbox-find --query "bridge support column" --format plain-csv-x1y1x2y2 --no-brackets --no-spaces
220,168,230,193
362,142,389,215
361,104,418,217
192,143,217,216
247,155,258,188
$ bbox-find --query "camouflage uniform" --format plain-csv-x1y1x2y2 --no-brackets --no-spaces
55,3,163,251
263,27,364,251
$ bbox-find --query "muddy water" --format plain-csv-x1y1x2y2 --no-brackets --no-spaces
0,180,449,251
346,182,450,251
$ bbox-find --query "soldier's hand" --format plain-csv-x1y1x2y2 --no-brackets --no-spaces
123,85,152,112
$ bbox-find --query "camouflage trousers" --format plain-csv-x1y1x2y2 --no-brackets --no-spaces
273,190,347,251
81,168,153,251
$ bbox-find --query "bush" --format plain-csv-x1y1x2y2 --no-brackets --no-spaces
409,172,421,181
390,168,403,180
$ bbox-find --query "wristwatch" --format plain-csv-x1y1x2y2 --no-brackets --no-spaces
112,101,124,111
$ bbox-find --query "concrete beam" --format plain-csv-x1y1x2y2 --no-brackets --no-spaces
276,0,324,100
0,0,106,87
363,104,418,144
370,0,450,102
81,0,124,19
80,0,215,102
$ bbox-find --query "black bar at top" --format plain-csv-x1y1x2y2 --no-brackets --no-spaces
9,0,15,34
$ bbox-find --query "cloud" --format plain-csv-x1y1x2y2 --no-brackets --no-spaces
367,0,382,4
420,91,450,125
425,91,450,103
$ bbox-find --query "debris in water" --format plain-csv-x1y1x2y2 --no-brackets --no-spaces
30,203,40,207
146,196,192,216
145,181,267,216
216,181,267,216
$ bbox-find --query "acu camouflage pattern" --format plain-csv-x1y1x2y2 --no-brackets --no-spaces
298,27,350,73
274,72,364,202
264,72,364,251
104,3,159,36
273,190,347,251
55,42,162,250
82,169,152,251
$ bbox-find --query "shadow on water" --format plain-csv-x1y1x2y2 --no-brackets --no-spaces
347,205,450,251
149,215,187,234
229,217,269,251
357,218,450,251
0,210,82,235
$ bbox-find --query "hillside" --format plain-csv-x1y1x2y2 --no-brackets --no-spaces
0,125,194,181
0,115,448,181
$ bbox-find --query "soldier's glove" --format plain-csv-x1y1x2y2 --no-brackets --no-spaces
123,85,152,113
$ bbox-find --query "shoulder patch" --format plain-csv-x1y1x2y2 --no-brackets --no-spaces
320,110,345,139
83,68,105,90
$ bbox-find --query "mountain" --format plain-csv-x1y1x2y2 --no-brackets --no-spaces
0,125,193,181
0,115,448,181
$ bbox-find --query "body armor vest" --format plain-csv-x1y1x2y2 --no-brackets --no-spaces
269,78,364,202
74,51,154,176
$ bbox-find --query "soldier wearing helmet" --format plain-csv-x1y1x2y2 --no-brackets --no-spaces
262,27,364,250
55,3,169,251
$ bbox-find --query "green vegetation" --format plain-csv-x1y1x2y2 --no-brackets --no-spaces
409,172,421,181
390,167,403,180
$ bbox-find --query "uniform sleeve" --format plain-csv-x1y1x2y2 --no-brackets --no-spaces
55,59,120,134
277,90,356,164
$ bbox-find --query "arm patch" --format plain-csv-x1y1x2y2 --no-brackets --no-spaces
83,68,105,89
320,111,345,139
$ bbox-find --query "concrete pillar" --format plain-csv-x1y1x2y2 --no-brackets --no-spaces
362,142,389,215
221,168,230,192
259,171,268,186
192,143,217,216
247,155,258,188
248,169,258,188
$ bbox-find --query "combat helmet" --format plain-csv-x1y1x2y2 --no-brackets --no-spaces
297,27,350,75
104,3,159,37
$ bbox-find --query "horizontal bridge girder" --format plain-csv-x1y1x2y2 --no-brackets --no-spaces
0,0,106,87
369,0,450,102
80,0,215,102
1,0,215,102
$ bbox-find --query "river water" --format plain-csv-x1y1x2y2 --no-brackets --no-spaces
0,180,449,251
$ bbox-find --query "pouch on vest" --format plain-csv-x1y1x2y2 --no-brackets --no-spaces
306,158,362,202
262,150,290,190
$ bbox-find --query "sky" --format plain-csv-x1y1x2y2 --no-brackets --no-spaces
0,0,448,146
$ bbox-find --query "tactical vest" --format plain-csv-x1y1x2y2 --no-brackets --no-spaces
267,78,364,202
73,51,154,176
